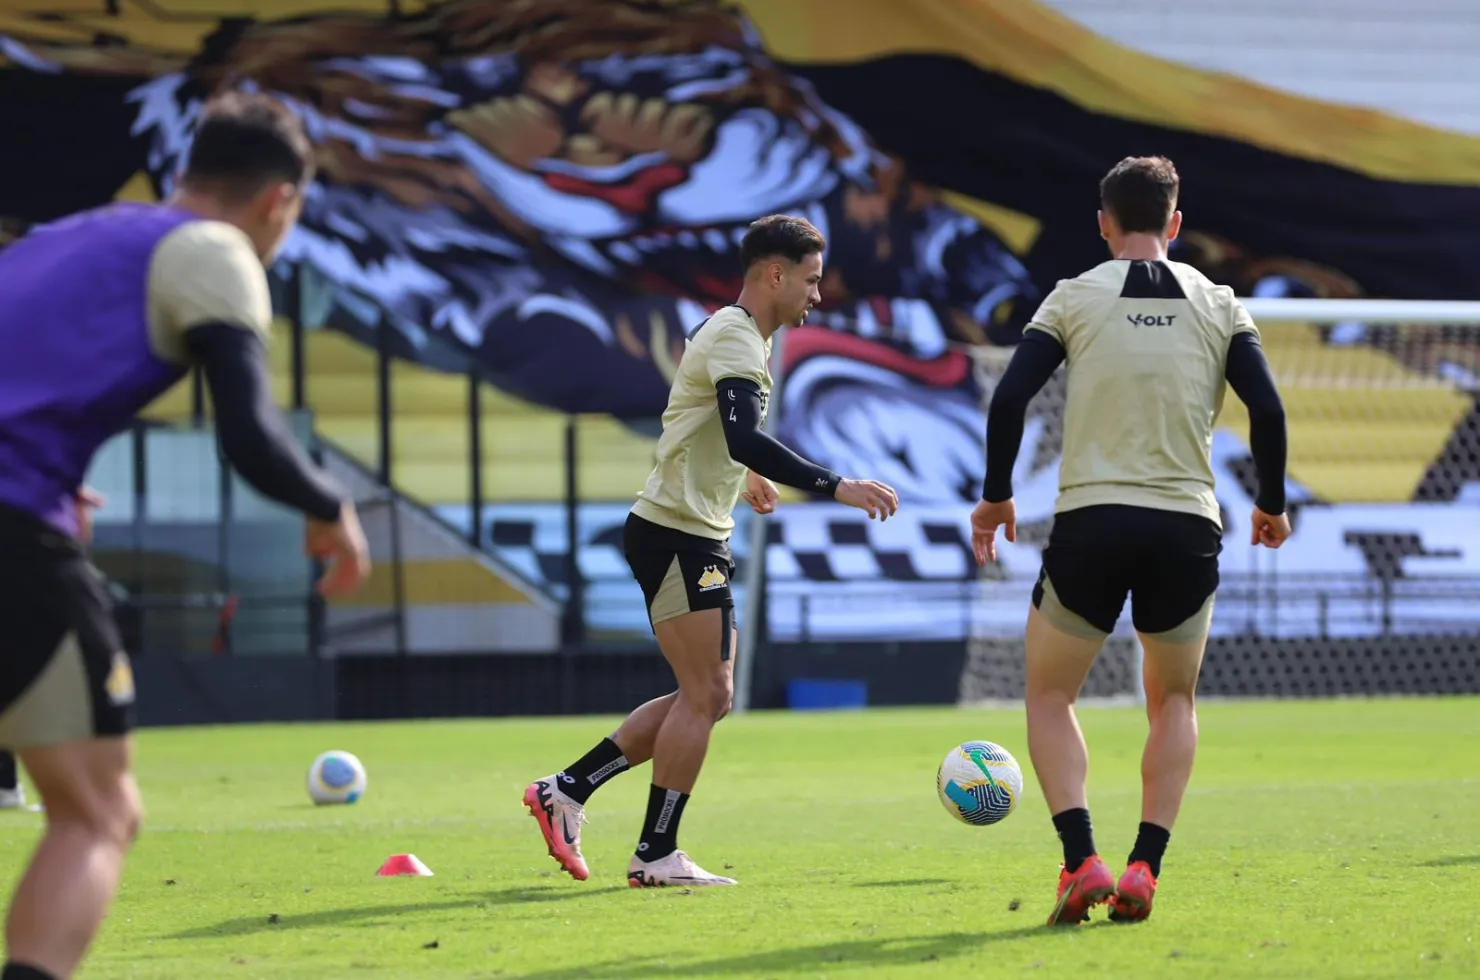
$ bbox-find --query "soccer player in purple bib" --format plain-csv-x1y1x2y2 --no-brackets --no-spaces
0,93,369,980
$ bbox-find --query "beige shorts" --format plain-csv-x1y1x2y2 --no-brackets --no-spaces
0,505,134,750
623,513,736,651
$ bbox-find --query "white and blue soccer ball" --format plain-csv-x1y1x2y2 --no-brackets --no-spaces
936,740,1023,826
306,750,367,806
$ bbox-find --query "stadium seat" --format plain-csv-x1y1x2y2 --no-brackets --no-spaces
144,322,660,505
1217,323,1472,502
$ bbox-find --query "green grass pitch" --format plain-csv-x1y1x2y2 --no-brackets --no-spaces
1,698,1477,978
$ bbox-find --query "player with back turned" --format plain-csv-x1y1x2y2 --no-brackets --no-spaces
971,157,1291,924
524,215,899,888
0,93,369,980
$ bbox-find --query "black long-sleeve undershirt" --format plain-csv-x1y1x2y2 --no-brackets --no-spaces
981,331,1064,504
981,329,1289,514
1224,331,1288,514
184,323,345,522
716,378,841,495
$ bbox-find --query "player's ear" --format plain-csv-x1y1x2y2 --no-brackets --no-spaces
249,181,296,223
1166,210,1183,243
1096,209,1112,241
769,260,784,287
271,182,300,219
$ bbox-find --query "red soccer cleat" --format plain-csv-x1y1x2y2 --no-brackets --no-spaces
1109,860,1158,922
523,777,590,881
1046,854,1116,926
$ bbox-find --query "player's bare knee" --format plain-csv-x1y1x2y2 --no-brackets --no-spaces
678,662,731,722
1156,687,1196,712
92,778,143,847
673,664,731,722
706,669,734,723
53,773,142,848
1030,686,1077,710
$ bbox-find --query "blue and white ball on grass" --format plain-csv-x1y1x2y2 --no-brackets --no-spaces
936,741,1023,826
307,750,367,806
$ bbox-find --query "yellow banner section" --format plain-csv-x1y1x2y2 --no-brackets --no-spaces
4,0,1479,183
733,0,1480,186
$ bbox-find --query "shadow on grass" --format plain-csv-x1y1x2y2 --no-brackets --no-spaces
168,884,627,939
516,924,1113,978
1422,855,1480,868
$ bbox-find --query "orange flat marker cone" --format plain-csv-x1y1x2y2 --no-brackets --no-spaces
376,854,433,877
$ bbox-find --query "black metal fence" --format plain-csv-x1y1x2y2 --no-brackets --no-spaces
96,267,1480,724
87,417,408,662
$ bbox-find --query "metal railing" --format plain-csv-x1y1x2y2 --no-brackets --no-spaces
765,574,1480,644
86,419,351,658
270,267,628,647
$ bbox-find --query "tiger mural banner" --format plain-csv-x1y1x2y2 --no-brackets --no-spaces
3,1,1480,644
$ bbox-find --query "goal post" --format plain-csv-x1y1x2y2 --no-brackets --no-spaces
1240,298,1480,325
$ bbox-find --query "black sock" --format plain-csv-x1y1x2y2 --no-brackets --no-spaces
556,737,629,805
1052,807,1097,873
1127,821,1171,878
636,784,689,861
0,752,16,792
4,963,60,980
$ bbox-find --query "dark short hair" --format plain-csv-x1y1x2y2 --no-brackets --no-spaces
740,214,826,270
1099,156,1179,234
182,91,315,199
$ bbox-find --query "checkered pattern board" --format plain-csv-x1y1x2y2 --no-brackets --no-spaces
435,501,1002,642
437,498,1480,643
454,502,986,587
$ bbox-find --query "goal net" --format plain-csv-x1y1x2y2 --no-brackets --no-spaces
960,299,1480,705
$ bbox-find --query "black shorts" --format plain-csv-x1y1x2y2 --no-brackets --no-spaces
0,504,135,749
623,512,735,632
1034,504,1221,636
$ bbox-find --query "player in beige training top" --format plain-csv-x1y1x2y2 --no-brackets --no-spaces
970,157,1291,925
524,215,899,888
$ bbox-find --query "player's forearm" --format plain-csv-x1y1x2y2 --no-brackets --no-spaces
1225,332,1288,514
185,323,346,522
982,392,1028,503
1246,409,1288,514
981,331,1065,502
730,434,841,495
716,382,841,495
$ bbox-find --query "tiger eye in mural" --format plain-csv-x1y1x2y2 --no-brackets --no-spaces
2,0,1479,510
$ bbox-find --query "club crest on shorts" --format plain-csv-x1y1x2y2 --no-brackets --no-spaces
104,651,135,706
697,565,728,592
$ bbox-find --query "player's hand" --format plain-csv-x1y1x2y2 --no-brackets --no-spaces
970,498,1016,566
1250,507,1292,549
741,471,779,514
75,486,105,546
305,502,372,597
834,478,899,521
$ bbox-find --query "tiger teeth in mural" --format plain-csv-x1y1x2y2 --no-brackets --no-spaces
1,0,1478,643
